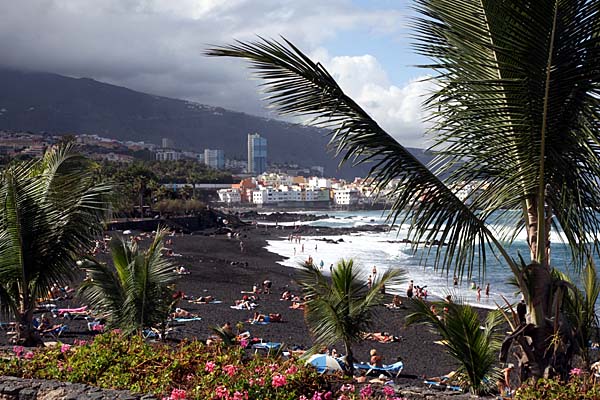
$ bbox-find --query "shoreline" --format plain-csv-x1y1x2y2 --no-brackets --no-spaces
0,224,477,386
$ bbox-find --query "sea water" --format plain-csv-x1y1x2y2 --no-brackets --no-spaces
264,210,591,308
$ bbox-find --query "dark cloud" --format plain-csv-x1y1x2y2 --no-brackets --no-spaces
0,0,403,118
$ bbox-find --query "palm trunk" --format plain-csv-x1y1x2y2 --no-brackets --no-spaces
16,308,43,347
518,193,562,379
343,341,354,377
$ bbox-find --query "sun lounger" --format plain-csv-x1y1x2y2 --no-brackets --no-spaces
252,342,282,354
353,361,404,378
43,325,68,339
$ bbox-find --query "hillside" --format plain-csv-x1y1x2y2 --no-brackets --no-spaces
0,68,431,178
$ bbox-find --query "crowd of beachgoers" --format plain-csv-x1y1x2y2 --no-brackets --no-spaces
0,222,483,390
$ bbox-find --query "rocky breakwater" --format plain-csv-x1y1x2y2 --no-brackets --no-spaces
0,376,157,400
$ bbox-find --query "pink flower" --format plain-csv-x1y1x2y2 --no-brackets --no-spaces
286,365,298,375
337,396,350,400
272,373,287,388
323,392,332,400
268,363,278,372
24,351,34,359
256,377,265,386
223,364,237,377
383,386,395,396
60,344,71,353
215,385,228,399
254,366,263,373
232,391,248,400
298,396,308,400
170,389,187,400
240,338,249,348
13,345,24,357
570,367,583,376
340,384,355,393
205,361,216,373
359,384,373,399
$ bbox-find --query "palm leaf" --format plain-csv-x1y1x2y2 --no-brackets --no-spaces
206,38,512,278
412,0,600,268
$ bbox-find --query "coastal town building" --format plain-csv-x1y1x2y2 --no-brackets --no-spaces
247,133,267,175
333,188,361,205
155,149,182,161
204,149,225,169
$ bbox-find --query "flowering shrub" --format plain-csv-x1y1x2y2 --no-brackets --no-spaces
0,332,410,399
515,373,600,400
0,332,323,399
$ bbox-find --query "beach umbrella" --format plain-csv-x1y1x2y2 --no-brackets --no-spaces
306,354,344,374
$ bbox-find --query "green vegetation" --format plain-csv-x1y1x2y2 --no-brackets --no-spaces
100,159,232,216
296,259,404,376
78,229,179,335
1,332,413,399
406,299,503,395
0,332,324,400
208,0,600,381
515,373,600,400
0,143,111,346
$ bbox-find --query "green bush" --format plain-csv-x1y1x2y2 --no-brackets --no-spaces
515,371,600,400
0,333,323,399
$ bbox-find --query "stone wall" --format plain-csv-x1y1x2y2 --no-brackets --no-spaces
0,376,157,400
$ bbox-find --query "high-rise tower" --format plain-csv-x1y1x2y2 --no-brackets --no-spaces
247,133,267,175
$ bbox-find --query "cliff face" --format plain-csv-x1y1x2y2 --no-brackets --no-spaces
0,69,432,179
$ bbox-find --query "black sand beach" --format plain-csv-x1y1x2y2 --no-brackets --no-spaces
1,224,461,387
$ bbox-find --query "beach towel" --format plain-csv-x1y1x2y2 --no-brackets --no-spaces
424,380,462,392
173,317,202,322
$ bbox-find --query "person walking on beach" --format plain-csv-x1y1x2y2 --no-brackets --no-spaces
453,275,458,287
476,286,482,302
367,275,372,289
319,260,324,270
372,265,377,276
485,283,490,297
301,243,304,253
407,280,414,298
239,241,244,253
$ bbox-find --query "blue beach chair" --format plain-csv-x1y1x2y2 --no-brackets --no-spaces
353,361,404,378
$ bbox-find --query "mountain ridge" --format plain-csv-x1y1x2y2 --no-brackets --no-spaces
0,68,431,179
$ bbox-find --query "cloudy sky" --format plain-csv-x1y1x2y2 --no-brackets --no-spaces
0,0,434,148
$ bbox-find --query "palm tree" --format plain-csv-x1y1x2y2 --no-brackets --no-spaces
0,144,112,346
78,229,180,335
296,259,404,375
206,0,600,378
406,298,503,395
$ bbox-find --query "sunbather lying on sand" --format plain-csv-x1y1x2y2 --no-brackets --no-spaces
188,295,214,304
361,331,401,343
171,308,198,318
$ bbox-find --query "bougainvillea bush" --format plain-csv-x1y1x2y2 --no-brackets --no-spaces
0,332,407,400
514,369,600,400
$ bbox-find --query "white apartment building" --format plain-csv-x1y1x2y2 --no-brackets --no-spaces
333,188,361,205
308,177,331,189
155,150,182,161
218,188,242,204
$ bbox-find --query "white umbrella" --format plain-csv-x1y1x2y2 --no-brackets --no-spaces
306,354,344,374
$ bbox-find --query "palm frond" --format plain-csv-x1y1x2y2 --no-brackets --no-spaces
413,0,600,269
207,37,508,278
296,258,404,367
79,229,179,334
406,298,503,395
